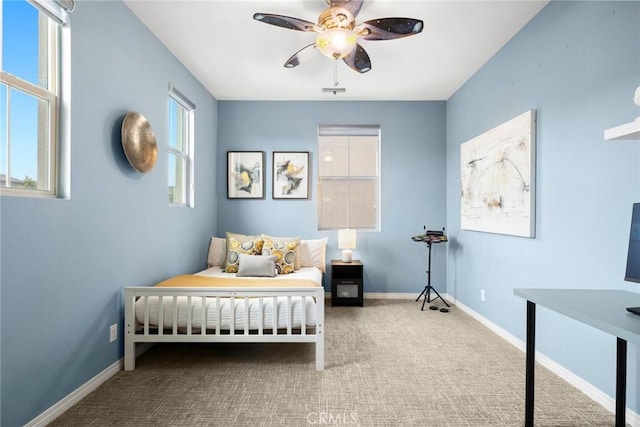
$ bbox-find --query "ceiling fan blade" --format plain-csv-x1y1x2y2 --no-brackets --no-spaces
284,43,317,68
354,18,424,41
253,13,319,32
342,44,371,73
328,0,364,17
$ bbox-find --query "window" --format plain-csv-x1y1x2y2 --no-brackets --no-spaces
1,0,72,197
318,125,380,230
168,86,195,206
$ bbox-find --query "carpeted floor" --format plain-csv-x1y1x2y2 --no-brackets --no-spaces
50,300,616,426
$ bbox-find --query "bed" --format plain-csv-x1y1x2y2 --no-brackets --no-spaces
124,235,327,371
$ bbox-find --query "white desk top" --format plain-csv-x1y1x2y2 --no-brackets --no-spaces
514,289,640,345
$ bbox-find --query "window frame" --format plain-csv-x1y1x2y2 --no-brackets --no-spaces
1,4,61,198
167,85,195,208
317,125,381,231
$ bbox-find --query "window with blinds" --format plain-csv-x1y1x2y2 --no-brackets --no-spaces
317,125,380,230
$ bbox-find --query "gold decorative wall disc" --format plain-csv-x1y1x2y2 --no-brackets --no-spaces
121,112,158,173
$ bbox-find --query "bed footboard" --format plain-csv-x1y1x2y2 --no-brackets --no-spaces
124,286,325,371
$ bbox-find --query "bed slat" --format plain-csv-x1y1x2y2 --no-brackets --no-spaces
243,297,249,335
258,297,264,336
215,297,221,336
201,296,206,335
287,296,292,335
172,296,178,335
187,296,193,335
143,296,150,336
158,296,164,336
272,296,278,336
230,297,235,336
301,296,306,335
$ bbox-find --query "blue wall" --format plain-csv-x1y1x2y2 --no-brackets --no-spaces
217,101,447,292
0,2,218,425
447,0,640,414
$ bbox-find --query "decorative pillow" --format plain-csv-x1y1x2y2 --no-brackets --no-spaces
237,254,277,277
260,234,302,269
224,236,264,273
223,232,260,270
261,235,300,275
206,237,227,268
298,237,329,272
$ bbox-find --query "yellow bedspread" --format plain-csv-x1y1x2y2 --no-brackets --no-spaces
154,274,319,289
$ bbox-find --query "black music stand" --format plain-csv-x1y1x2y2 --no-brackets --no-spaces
413,235,450,311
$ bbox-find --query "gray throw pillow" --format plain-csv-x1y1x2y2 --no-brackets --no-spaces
237,254,277,277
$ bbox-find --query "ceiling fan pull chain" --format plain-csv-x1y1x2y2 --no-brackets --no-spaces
334,60,339,87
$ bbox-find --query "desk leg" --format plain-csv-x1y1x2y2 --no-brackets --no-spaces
525,301,536,427
616,337,627,427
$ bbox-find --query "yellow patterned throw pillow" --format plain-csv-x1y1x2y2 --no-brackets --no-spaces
224,237,264,273
261,235,300,274
223,232,259,270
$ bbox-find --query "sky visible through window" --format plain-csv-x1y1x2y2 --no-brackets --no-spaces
2,0,44,182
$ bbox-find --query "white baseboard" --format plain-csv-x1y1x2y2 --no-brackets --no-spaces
25,359,122,427
329,292,418,300
450,296,640,427
365,292,416,299
26,343,154,426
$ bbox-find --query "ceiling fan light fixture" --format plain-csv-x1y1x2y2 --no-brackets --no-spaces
316,28,357,59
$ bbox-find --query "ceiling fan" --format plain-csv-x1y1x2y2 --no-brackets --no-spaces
253,0,423,73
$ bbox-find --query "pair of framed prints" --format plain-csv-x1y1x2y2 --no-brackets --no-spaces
227,151,309,200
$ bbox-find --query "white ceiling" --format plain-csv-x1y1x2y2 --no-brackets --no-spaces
124,0,549,101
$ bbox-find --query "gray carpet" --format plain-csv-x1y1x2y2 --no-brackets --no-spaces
50,300,616,426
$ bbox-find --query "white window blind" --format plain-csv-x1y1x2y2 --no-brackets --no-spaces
317,125,380,230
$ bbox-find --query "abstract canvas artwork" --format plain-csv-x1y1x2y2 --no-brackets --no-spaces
460,110,536,237
273,151,309,199
227,151,265,199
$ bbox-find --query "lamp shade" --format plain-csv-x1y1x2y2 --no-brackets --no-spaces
338,228,356,249
316,28,357,59
338,228,356,263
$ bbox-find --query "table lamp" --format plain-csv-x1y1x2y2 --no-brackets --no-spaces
338,228,356,262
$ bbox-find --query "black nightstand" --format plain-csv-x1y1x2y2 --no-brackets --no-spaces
331,260,363,307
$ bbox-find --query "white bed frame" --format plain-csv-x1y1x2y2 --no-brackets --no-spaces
124,286,325,371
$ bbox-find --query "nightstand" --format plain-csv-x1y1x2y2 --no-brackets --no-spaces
331,260,363,307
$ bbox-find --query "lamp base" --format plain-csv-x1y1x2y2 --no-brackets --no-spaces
341,249,353,263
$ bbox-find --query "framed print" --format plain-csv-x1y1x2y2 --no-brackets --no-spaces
227,151,265,199
273,151,309,199
460,110,536,237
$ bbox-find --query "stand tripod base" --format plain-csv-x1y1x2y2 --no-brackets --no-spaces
416,285,450,311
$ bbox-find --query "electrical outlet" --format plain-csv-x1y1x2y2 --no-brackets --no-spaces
109,323,118,343
480,289,486,302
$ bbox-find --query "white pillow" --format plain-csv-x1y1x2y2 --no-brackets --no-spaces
298,237,328,272
237,254,277,277
206,237,227,268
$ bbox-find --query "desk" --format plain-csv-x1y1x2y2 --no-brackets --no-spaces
514,289,640,427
